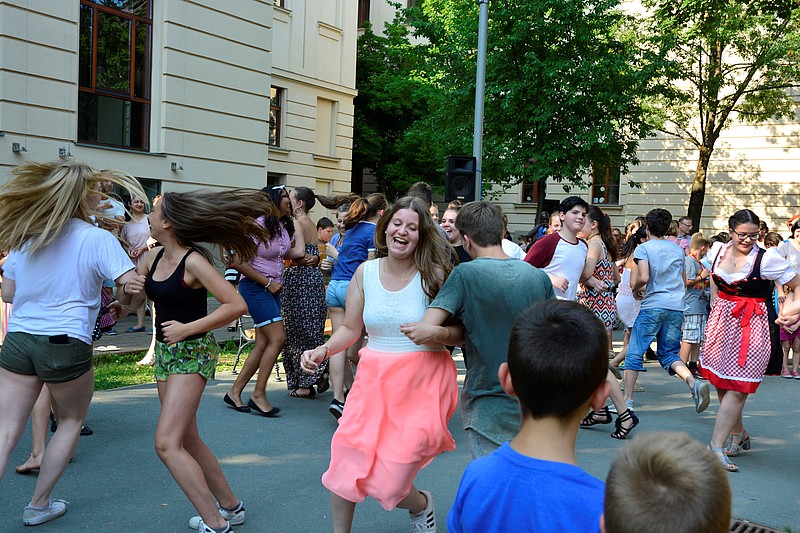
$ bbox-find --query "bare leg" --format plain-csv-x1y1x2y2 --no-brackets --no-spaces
155,374,228,530
137,308,157,366
16,386,51,473
229,321,286,412
792,337,800,373
609,329,630,367
331,493,357,533
670,360,697,389
134,299,146,330
710,389,748,448
396,485,427,513
30,370,94,507
0,368,43,482
327,307,347,403
183,421,238,510
679,341,692,363
622,369,639,403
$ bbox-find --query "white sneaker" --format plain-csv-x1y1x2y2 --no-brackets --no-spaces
191,518,233,533
22,499,68,526
625,399,635,412
189,501,245,529
409,490,436,533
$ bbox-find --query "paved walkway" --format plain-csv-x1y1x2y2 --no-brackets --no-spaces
3,317,800,531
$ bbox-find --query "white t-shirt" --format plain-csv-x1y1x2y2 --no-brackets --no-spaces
4,219,134,344
500,238,526,260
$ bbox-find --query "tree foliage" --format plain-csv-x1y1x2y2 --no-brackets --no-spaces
642,0,800,226
352,0,655,199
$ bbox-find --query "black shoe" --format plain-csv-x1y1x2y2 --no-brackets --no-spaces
329,398,345,419
80,425,93,436
50,412,57,433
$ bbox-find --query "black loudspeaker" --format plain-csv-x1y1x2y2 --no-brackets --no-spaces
445,155,477,202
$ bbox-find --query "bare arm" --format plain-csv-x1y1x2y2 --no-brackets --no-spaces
631,259,650,292
1,277,14,303
580,242,601,283
285,229,306,261
301,266,367,371
400,307,465,346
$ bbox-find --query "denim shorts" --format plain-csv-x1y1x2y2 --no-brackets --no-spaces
625,307,683,373
239,277,283,328
326,279,350,308
0,331,93,383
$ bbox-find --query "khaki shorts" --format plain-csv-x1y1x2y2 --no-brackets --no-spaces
0,331,93,383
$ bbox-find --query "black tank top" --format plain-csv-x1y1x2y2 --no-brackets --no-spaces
145,249,207,343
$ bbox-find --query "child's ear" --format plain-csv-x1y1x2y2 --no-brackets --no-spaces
498,362,515,397
589,379,611,412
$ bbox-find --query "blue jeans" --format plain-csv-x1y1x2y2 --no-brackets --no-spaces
625,308,683,373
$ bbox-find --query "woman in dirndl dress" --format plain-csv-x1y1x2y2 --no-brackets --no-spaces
701,210,800,472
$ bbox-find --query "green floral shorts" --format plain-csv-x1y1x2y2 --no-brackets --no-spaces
154,332,218,382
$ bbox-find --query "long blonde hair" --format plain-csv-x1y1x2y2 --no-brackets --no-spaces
0,161,146,253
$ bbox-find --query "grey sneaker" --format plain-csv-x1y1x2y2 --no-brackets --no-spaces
409,490,436,533
192,518,232,533
189,501,245,529
692,380,710,413
625,399,635,412
23,499,68,526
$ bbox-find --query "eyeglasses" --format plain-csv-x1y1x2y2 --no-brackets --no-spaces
679,221,692,229
731,229,759,241
271,184,286,190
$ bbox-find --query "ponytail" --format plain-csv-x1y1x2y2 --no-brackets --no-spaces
587,206,618,261
343,193,388,230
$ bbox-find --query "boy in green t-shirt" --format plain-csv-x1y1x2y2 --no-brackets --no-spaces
401,201,555,458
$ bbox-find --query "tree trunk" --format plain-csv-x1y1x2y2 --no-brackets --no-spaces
688,146,712,231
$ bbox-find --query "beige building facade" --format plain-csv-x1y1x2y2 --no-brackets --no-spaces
0,0,357,221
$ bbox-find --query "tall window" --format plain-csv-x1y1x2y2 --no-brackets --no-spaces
591,162,620,205
274,0,285,7
79,0,152,151
521,181,542,204
358,0,370,26
269,88,283,147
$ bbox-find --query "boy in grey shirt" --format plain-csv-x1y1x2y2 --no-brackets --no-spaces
623,209,711,414
681,233,712,377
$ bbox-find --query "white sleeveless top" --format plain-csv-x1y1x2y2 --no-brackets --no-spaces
362,258,441,353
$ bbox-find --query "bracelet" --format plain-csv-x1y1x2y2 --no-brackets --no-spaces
265,279,272,290
122,282,131,295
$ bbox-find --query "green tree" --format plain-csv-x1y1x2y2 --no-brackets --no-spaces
643,0,800,227
404,0,653,198
351,21,443,200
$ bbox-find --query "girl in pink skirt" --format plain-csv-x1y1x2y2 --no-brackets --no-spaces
701,210,800,472
301,196,460,533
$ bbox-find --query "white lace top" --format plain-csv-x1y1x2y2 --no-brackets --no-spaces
362,258,441,353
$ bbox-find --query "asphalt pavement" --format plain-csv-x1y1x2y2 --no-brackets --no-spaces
2,314,800,532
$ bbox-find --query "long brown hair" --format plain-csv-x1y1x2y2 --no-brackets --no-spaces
374,196,454,300
343,193,388,230
586,205,618,261
159,189,273,263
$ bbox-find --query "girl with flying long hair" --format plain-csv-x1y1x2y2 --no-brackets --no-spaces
117,188,272,532
0,161,146,526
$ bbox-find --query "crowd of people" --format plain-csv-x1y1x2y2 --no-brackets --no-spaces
1,161,799,532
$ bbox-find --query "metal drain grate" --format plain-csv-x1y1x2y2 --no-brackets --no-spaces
730,519,786,533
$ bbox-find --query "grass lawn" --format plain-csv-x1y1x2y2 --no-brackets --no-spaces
93,339,249,391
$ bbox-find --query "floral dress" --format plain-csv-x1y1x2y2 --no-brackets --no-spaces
578,241,618,332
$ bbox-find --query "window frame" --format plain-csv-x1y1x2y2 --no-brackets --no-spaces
591,162,621,206
78,0,153,151
521,181,541,204
269,87,284,147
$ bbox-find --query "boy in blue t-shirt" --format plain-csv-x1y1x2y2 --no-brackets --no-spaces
623,208,711,414
447,300,610,533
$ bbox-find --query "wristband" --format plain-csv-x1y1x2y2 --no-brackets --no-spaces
122,282,131,295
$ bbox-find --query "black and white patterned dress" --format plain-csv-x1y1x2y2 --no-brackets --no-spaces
281,243,328,390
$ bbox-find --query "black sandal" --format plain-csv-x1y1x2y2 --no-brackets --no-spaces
611,409,639,439
580,406,612,427
289,387,316,399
